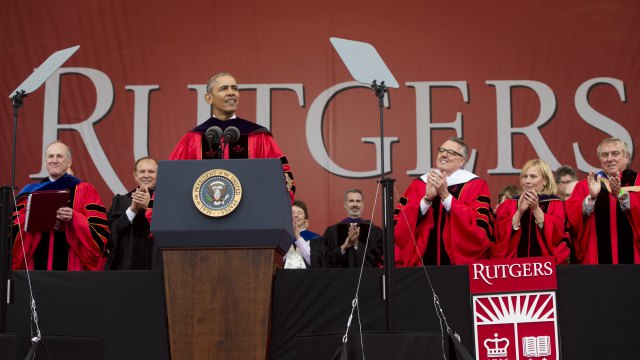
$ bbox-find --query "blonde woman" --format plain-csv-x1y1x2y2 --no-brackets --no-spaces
493,159,569,263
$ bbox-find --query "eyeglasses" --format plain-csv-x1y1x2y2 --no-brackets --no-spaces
437,147,464,158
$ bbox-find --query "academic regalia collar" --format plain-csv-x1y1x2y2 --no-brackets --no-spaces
300,229,321,241
18,173,82,198
420,168,478,186
339,217,369,224
191,116,269,135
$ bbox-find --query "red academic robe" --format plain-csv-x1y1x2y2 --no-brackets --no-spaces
12,181,110,271
493,196,569,263
394,171,494,266
565,169,640,264
169,117,294,201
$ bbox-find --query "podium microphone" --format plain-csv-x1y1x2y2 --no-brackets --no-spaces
222,126,240,144
221,126,240,159
205,126,223,158
205,126,223,144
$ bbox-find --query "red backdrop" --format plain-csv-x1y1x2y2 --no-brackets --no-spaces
2,0,639,231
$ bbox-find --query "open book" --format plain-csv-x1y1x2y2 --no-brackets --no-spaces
25,190,70,232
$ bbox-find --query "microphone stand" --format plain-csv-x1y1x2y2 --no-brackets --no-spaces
218,141,224,159
371,80,396,331
0,91,25,333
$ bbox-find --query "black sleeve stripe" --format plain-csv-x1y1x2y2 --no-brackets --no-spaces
86,204,107,213
477,207,492,217
476,219,495,242
477,195,491,205
90,226,111,240
88,216,110,227
399,197,408,206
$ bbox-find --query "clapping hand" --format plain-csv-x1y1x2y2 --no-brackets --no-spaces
587,170,602,200
130,186,151,212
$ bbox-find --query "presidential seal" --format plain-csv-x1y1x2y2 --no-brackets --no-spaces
192,169,242,217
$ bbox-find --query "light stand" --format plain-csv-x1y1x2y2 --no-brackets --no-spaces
371,80,397,331
0,90,27,333
330,37,400,333
2,46,80,359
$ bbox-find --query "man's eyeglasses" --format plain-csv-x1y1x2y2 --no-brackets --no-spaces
437,147,464,158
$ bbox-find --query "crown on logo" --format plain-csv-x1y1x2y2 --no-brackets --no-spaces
484,333,509,357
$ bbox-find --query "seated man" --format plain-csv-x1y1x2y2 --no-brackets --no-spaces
322,189,383,268
12,141,110,271
284,199,325,268
394,137,494,266
168,72,294,201
565,138,640,264
106,157,158,270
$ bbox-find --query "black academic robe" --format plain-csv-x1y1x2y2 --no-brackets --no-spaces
322,219,384,268
106,190,154,270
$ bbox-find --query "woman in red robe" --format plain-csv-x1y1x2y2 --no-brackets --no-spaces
493,159,570,263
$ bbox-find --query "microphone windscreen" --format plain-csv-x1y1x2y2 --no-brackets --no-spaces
223,126,241,143
205,126,223,143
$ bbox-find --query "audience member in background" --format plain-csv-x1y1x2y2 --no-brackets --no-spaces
495,184,519,212
322,189,383,268
106,157,158,270
493,159,569,263
555,165,578,200
12,141,110,271
565,138,640,264
284,200,325,268
563,180,578,200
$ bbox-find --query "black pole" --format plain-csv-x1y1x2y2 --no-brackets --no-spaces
1,91,26,333
11,91,26,188
371,81,396,331
0,187,15,333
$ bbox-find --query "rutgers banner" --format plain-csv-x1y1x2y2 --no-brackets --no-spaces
2,0,639,230
470,257,560,360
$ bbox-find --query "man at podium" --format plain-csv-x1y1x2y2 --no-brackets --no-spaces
168,72,294,201
11,141,110,271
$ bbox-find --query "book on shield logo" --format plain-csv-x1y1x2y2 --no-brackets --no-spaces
522,336,551,357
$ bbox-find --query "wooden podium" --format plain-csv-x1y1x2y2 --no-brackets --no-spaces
152,159,293,360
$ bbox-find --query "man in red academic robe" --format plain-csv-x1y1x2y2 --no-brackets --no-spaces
12,141,110,271
394,137,494,266
565,138,640,264
168,72,294,200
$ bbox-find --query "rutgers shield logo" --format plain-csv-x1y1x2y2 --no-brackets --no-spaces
469,257,560,360
473,292,559,360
